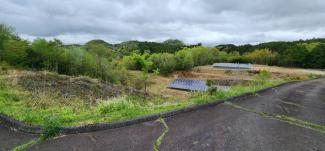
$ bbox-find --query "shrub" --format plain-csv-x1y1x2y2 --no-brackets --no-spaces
207,86,217,96
1,61,10,70
205,78,214,87
41,116,61,140
99,101,128,116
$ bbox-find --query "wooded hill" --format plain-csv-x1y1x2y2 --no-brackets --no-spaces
1,24,325,85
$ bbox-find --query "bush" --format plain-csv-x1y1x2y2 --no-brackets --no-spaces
207,86,217,96
0,61,10,70
99,101,128,116
41,116,61,140
205,78,214,87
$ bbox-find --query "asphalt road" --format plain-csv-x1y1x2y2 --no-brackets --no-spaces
1,78,325,151
0,122,39,151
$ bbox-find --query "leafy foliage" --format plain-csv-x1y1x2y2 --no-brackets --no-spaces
207,86,217,96
205,78,214,87
41,116,61,140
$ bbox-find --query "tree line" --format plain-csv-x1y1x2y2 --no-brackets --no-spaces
0,24,201,84
1,23,325,85
217,40,325,68
0,24,129,84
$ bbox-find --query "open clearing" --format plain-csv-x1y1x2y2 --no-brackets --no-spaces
141,65,325,101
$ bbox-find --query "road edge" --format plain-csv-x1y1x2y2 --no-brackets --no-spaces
0,81,295,134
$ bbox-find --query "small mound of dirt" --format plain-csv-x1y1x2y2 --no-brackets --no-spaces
10,73,141,100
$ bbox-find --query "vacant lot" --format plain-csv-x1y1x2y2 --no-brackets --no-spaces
0,67,291,127
139,65,325,101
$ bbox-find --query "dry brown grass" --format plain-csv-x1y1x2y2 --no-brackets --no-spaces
128,65,325,101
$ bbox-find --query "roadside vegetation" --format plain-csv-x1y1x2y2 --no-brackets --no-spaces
1,68,320,127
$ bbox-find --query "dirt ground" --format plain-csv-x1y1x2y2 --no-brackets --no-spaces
1,70,141,100
139,65,325,100
253,65,325,76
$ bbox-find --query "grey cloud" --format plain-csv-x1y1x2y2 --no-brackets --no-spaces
1,0,325,46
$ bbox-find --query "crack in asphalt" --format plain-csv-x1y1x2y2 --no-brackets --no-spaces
225,101,325,134
153,118,169,151
256,95,305,108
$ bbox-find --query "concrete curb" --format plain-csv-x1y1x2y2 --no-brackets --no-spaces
0,81,295,134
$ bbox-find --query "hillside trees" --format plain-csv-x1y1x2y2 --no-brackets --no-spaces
2,22,325,88
48,38,65,73
2,40,28,66
67,46,85,75
282,45,308,67
307,44,325,68
149,53,176,75
30,38,50,70
87,43,114,80
183,53,195,71
123,46,217,74
0,24,21,62
162,39,185,48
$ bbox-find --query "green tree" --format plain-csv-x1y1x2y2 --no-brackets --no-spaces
87,43,114,80
162,39,185,47
307,44,325,68
283,45,308,67
2,40,28,66
67,46,86,75
132,53,159,99
31,38,49,70
183,52,194,71
174,49,187,70
0,24,20,62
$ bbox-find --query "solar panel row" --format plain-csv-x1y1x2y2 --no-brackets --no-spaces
167,79,231,92
167,79,208,91
212,63,253,69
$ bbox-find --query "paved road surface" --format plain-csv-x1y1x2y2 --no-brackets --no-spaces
1,78,325,151
0,123,39,151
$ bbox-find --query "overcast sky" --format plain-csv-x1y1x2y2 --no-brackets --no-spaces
1,0,325,46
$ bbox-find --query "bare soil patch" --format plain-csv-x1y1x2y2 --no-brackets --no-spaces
5,71,141,100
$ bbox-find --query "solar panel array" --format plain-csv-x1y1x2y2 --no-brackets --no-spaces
212,63,253,69
168,79,208,91
167,79,231,91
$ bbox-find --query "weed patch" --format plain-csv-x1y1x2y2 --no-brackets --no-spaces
11,139,42,151
153,118,169,151
225,102,325,134
40,116,61,140
11,116,62,151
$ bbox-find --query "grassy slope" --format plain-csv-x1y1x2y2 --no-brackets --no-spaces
0,72,289,127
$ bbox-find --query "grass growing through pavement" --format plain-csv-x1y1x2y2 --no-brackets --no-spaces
0,74,287,127
153,118,169,151
11,116,62,151
225,101,325,133
11,139,42,151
